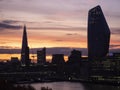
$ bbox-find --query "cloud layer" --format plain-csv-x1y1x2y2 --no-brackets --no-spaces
0,19,23,30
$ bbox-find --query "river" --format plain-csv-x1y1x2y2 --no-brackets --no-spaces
31,82,119,90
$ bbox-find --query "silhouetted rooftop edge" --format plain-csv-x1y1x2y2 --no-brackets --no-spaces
89,5,101,12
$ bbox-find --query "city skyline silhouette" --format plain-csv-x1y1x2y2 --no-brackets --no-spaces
0,3,120,61
0,4,120,89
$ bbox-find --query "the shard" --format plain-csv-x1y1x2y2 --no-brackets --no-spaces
88,5,110,60
21,25,30,66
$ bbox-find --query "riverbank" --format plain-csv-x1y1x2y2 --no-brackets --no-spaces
15,78,120,86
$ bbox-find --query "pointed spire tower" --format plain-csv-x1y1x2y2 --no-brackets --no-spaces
21,25,30,66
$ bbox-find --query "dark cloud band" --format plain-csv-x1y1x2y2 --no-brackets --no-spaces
0,23,22,30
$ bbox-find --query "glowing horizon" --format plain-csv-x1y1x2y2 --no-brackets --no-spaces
0,54,68,63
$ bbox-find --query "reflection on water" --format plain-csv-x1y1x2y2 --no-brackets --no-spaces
84,83,120,90
31,82,85,90
31,82,120,90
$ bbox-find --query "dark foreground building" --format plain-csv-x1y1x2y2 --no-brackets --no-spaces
68,49,81,64
52,54,65,65
88,5,110,60
21,25,30,66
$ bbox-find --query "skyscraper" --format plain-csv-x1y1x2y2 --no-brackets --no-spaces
37,47,46,64
88,5,110,60
21,25,30,66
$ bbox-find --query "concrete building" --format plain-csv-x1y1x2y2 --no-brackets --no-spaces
52,54,65,65
37,47,46,64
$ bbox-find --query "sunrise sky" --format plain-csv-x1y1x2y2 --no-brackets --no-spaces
0,0,120,60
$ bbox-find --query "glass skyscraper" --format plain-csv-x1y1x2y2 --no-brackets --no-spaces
88,5,110,60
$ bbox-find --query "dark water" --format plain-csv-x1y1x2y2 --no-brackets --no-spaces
31,82,120,90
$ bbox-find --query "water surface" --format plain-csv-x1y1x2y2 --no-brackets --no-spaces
31,82,119,90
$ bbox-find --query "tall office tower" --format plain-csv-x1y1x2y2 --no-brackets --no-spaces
37,47,46,64
21,25,30,66
88,5,110,60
